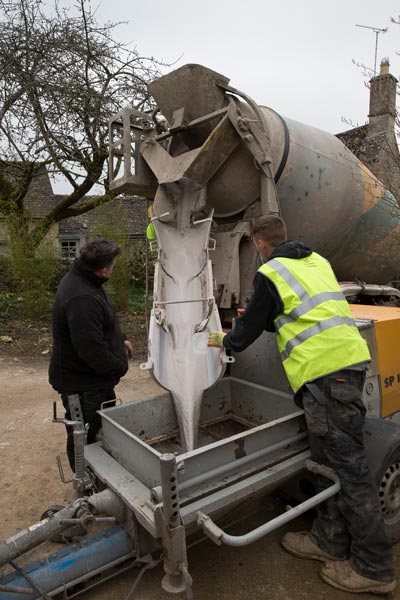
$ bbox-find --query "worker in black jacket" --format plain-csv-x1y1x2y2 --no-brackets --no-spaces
49,239,133,471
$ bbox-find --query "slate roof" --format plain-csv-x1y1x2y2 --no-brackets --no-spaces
3,164,56,219
336,125,386,166
57,194,148,240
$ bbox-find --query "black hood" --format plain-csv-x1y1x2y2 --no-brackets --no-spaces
269,240,312,261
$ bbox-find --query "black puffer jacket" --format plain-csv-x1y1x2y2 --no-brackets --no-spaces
49,259,128,393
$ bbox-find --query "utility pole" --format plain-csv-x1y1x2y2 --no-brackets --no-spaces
355,24,388,75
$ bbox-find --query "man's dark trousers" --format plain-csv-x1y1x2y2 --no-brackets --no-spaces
301,369,394,582
61,389,116,471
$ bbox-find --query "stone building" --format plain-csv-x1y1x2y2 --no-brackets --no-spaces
0,166,58,256
0,173,148,259
57,195,148,259
337,59,400,199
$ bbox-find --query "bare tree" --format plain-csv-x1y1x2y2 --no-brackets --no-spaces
0,0,162,255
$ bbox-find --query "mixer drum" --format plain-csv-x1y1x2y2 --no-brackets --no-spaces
149,64,400,284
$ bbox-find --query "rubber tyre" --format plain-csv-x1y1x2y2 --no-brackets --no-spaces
40,505,68,544
40,504,86,544
40,504,65,520
374,445,400,544
364,418,400,543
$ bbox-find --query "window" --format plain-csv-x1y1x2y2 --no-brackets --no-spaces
60,239,78,260
0,241,10,256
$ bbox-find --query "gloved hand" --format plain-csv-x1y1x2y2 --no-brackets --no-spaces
208,331,226,348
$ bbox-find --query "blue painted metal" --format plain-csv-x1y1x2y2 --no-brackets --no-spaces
0,526,135,599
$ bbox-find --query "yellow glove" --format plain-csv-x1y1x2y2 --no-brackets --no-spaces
208,331,226,348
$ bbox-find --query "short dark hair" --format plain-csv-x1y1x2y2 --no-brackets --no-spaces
252,215,287,247
79,239,121,271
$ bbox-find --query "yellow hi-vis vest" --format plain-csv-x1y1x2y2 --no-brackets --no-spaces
258,252,370,392
146,222,156,241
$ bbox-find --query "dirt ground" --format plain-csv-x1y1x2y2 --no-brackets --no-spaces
1,356,400,600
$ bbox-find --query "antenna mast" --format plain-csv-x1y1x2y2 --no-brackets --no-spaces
355,24,388,75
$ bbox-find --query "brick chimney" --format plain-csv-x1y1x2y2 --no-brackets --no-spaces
368,59,398,135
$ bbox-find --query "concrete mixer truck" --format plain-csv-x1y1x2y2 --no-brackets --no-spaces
108,62,400,440
2,64,400,599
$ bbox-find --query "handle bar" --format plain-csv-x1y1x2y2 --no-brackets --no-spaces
197,460,340,547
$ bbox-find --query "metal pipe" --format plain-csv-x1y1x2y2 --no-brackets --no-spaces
160,454,181,528
0,489,120,567
0,503,81,566
340,283,400,298
59,517,115,525
151,432,308,503
0,584,33,595
197,460,340,547
154,297,214,306
0,526,136,600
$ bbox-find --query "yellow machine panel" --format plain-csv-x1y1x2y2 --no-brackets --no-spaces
350,305,400,417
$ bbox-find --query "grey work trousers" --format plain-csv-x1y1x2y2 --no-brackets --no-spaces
299,369,394,582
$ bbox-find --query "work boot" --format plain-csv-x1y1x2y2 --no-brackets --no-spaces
320,561,396,595
281,531,345,562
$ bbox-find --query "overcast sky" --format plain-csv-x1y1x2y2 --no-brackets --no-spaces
90,0,400,133
47,0,400,192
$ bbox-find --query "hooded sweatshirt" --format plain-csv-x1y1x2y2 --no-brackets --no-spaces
224,240,312,352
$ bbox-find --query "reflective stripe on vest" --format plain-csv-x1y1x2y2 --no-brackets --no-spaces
280,315,356,361
268,257,346,329
258,253,370,391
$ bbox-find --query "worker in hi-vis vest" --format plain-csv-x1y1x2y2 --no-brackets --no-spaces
208,215,395,595
146,205,158,250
